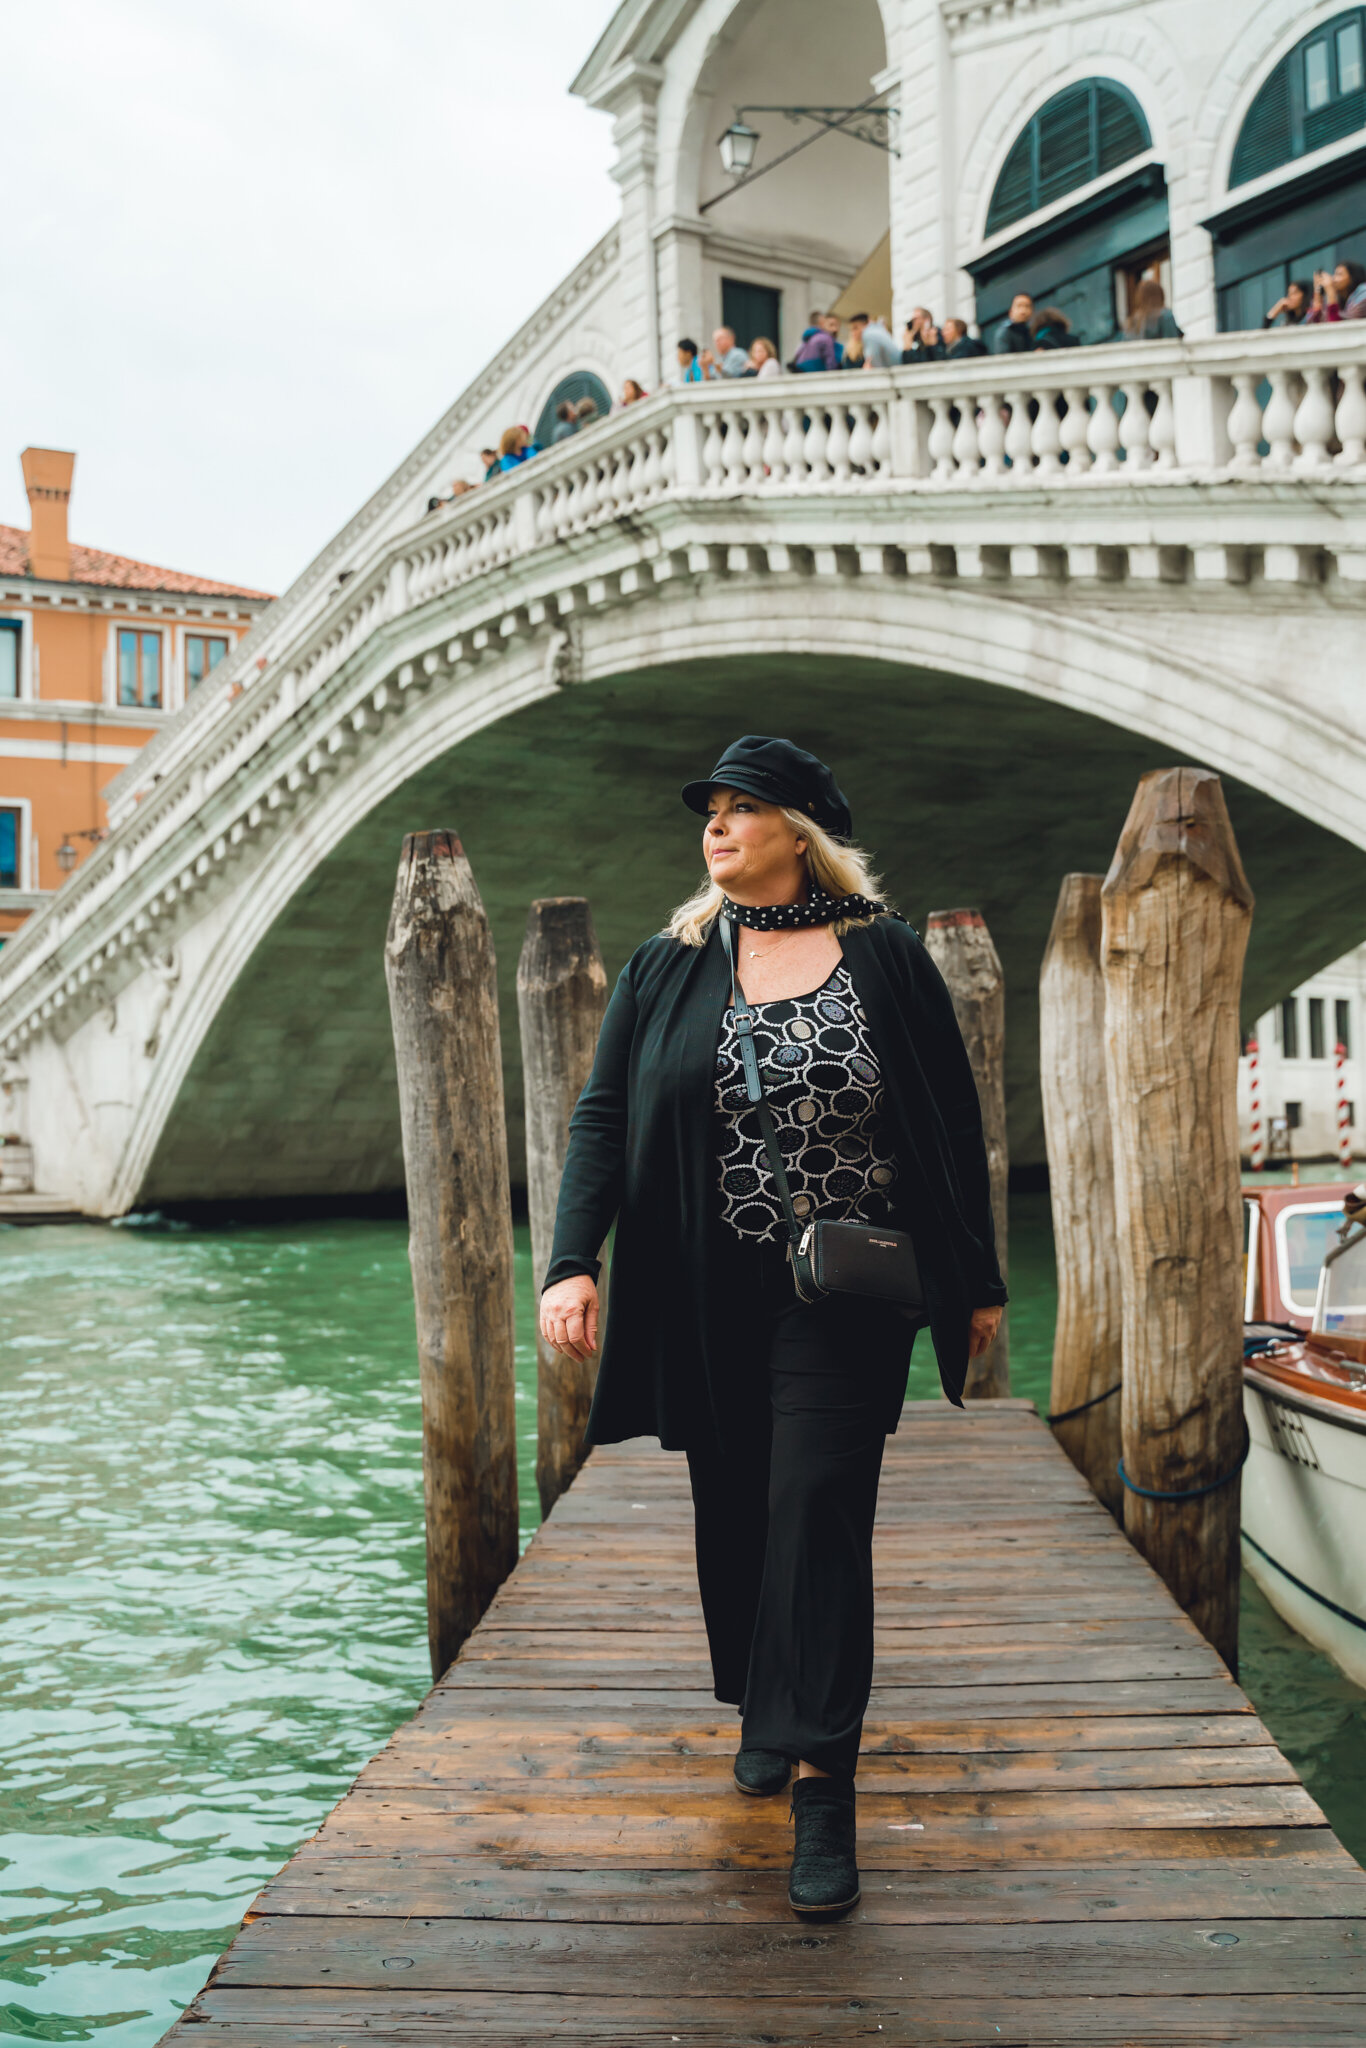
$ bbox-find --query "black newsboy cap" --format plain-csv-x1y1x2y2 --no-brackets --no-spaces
681,735,853,840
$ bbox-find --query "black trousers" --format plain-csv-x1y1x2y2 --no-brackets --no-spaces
685,1236,915,1779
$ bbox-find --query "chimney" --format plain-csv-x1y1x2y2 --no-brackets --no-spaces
21,446,76,582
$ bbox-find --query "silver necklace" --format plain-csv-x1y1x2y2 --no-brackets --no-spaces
746,930,803,961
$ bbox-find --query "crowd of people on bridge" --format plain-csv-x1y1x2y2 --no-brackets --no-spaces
1262,261,1366,325
423,257,1363,512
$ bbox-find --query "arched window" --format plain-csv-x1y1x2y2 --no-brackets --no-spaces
986,80,1151,237
533,372,612,451
1231,11,1366,188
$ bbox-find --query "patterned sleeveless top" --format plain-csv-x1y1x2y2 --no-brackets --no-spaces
714,963,898,1245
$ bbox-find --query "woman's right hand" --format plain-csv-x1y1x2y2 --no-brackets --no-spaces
539,1276,600,1363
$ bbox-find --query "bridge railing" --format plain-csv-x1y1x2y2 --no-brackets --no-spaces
530,327,1365,519
105,329,1366,816
333,328,1366,667
7,326,1364,1016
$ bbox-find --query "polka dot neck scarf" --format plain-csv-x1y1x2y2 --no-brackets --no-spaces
720,883,888,932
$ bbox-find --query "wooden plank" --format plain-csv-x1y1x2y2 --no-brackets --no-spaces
182,1989,1366,2044
361,1745,1301,1793
211,1915,1366,1996
369,1708,1273,1757
263,1847,1366,1922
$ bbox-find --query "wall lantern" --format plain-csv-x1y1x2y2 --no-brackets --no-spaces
719,119,761,177
55,827,103,877
708,96,899,213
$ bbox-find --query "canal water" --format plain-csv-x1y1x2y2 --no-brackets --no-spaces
2,1195,1364,2044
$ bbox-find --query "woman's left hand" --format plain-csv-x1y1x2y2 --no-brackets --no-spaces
967,1305,1003,1358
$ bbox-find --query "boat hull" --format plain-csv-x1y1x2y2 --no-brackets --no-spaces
1241,1366,1366,1688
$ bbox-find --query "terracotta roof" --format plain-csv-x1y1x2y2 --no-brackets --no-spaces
0,523,273,599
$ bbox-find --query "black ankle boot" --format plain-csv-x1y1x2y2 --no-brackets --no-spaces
788,1774,859,1918
733,1747,792,1797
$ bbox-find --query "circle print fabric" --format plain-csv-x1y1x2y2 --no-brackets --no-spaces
715,964,898,1243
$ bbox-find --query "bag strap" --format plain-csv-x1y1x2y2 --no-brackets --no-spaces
719,910,806,1254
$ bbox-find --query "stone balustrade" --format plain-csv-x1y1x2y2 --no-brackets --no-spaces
102,326,1366,833
3,325,1365,1065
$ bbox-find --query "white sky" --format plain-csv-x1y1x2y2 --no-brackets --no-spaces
0,0,620,596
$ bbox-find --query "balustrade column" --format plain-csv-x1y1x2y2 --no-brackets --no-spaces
1088,384,1121,472
1031,386,1063,477
847,403,875,477
1293,367,1335,471
1262,371,1298,469
763,409,787,484
1226,375,1265,473
1004,391,1033,479
1149,382,1177,470
1060,388,1091,473
1118,384,1154,470
951,396,980,480
870,406,891,476
701,411,726,488
783,409,808,484
804,406,831,483
977,395,1007,478
1336,364,1366,468
928,398,956,482
826,404,853,482
741,410,767,486
721,411,749,491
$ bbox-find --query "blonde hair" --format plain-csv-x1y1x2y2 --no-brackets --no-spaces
666,808,890,947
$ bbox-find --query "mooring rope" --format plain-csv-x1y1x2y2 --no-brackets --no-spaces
1117,1423,1251,1502
1046,1381,1121,1426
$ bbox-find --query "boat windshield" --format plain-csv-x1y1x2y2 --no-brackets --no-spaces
1276,1203,1348,1314
1313,1224,1366,1339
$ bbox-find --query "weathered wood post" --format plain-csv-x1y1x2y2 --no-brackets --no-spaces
925,908,1009,1397
1101,769,1253,1673
1040,876,1123,1515
385,830,519,1680
517,898,609,1518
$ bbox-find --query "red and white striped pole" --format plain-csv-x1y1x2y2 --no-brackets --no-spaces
1248,1035,1265,1171
1337,1040,1353,1168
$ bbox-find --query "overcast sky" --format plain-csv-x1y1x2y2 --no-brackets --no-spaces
0,0,619,596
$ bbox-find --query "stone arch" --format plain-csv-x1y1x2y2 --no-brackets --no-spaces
531,369,614,449
658,0,892,247
114,572,1366,1210
1194,0,1356,203
959,34,1188,256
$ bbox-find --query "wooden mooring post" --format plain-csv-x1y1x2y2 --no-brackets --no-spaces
1039,874,1122,1516
1102,769,1253,1673
385,830,519,1680
925,908,1009,1397
517,897,609,1519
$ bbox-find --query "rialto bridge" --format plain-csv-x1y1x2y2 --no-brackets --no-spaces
4,331,1366,1212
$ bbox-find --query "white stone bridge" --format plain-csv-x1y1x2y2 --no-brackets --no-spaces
5,328,1366,1211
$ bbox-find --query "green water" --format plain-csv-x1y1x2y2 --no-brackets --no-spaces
0,1196,1362,2043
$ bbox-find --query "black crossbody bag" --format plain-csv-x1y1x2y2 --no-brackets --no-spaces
720,912,926,1314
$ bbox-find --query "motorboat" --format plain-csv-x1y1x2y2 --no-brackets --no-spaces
1241,1179,1366,1686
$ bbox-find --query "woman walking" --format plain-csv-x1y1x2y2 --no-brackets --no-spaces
539,736,1005,1919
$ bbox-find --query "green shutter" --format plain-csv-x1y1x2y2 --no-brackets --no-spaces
986,80,1151,236
1230,10,1366,188
986,129,1034,235
1097,87,1147,174
1036,88,1094,209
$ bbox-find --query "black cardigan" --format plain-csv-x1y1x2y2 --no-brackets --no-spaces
544,915,1008,1449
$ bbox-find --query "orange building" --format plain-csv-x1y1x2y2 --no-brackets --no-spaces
0,447,273,942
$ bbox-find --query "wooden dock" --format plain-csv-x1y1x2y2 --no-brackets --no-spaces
169,1399,1366,2044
